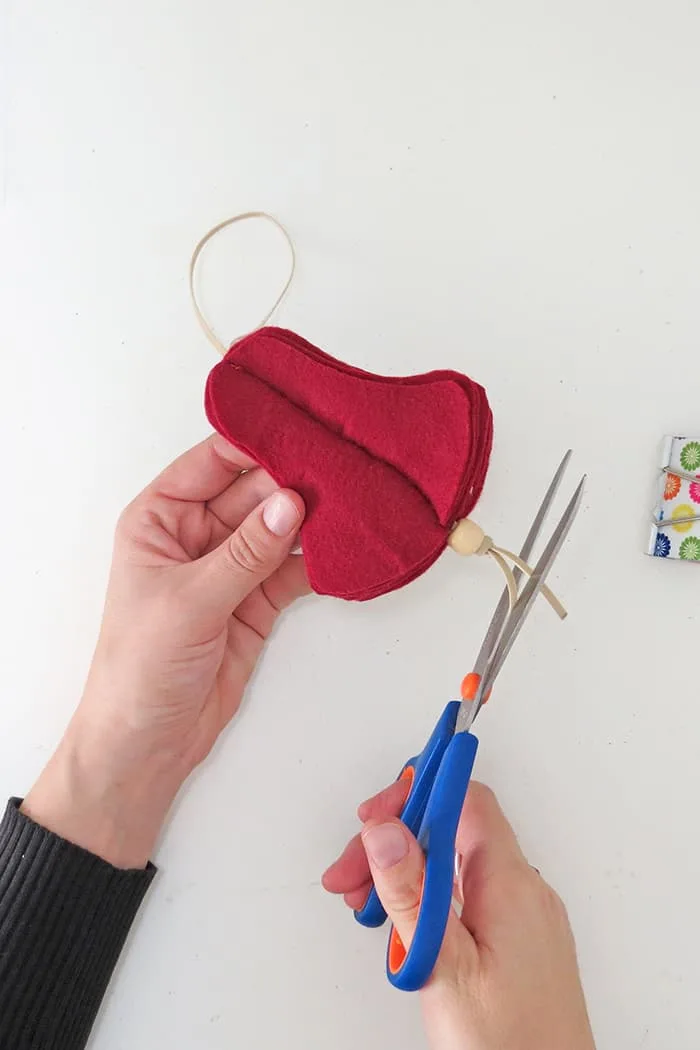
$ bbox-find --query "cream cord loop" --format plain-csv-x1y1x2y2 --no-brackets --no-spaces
448,519,567,619
189,211,296,356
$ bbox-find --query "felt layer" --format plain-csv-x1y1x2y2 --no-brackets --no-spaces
205,327,492,600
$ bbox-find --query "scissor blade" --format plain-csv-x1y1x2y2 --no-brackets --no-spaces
470,450,572,679
462,475,585,732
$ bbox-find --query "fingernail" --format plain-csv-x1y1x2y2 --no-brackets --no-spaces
211,433,236,455
362,824,409,871
211,433,254,465
262,492,300,537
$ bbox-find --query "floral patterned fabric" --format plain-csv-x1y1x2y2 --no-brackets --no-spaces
649,436,700,561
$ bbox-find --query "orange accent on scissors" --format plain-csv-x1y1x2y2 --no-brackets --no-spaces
460,672,492,706
400,765,416,789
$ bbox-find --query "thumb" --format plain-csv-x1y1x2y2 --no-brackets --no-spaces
189,489,304,624
361,819,425,951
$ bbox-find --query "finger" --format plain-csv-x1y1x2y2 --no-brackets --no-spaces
234,554,310,640
323,779,411,896
150,434,257,503
456,783,530,942
344,883,372,910
456,782,527,877
186,490,304,628
358,778,411,823
261,552,310,610
361,820,425,952
206,467,280,548
322,833,370,895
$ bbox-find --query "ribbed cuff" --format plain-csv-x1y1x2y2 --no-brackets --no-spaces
0,798,156,1050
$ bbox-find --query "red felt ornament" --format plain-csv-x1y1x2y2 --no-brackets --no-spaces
190,213,498,601
205,326,493,600
192,215,571,617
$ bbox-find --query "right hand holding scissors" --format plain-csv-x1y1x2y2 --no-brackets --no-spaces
324,781,596,1050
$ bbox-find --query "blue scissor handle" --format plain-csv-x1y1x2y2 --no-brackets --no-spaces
354,701,461,929
387,730,479,991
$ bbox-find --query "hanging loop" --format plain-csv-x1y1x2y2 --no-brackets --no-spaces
189,211,296,355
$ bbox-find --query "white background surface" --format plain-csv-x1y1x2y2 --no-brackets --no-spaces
1,2,699,1047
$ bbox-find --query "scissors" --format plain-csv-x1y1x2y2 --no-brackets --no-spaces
354,451,585,992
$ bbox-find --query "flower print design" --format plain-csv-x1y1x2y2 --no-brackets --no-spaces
679,536,700,560
680,441,700,472
689,475,700,504
671,505,695,533
664,472,681,500
654,533,671,557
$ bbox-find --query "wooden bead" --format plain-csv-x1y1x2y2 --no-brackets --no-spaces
448,518,492,556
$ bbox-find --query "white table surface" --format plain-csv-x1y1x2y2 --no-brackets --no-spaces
1,2,699,1047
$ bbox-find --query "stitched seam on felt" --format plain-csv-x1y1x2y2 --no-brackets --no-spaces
266,329,491,523
230,329,491,524
218,360,450,525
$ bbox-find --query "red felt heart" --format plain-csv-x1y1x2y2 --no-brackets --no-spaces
205,327,492,600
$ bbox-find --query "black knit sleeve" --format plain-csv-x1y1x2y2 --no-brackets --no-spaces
0,798,156,1050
